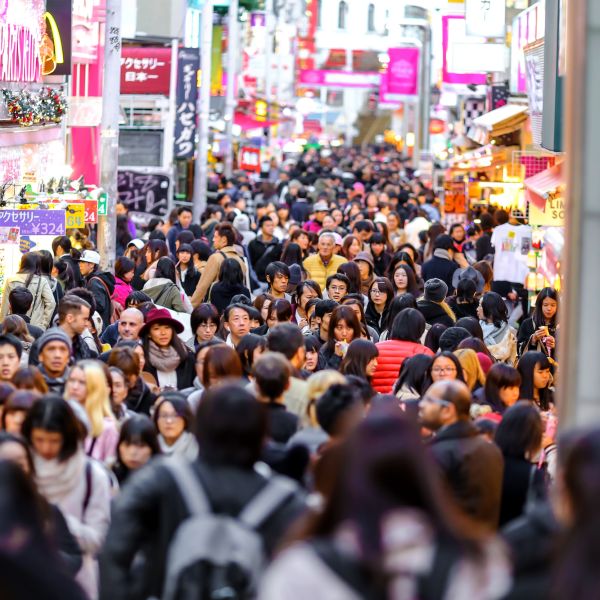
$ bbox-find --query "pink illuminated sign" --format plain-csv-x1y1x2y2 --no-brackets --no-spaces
298,69,380,89
387,47,419,96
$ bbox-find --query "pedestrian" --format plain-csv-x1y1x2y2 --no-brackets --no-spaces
478,292,517,364
112,256,135,311
23,395,112,599
319,305,362,370
417,278,456,327
340,338,379,383
365,276,394,335
78,250,116,330
390,262,420,297
303,232,347,290
140,308,196,390
517,287,558,358
189,303,221,348
143,257,190,313
476,363,521,413
517,351,554,411
372,308,433,394
0,252,56,329
153,392,199,460
205,258,251,314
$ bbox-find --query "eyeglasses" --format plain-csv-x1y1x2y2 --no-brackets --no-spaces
370,289,385,295
198,322,217,329
158,413,182,422
329,285,347,292
431,367,457,374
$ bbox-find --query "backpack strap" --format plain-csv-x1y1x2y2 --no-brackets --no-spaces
153,282,176,306
238,476,297,529
163,459,211,516
91,275,110,296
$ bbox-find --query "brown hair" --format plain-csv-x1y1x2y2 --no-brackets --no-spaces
12,367,48,394
107,347,141,378
201,345,243,388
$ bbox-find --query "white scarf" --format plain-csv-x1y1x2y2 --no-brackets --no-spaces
34,450,86,504
158,431,199,461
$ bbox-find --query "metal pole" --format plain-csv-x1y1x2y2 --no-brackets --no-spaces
275,1,284,104
421,24,431,154
264,0,274,149
223,0,238,178
344,45,353,147
193,0,214,223
97,0,122,270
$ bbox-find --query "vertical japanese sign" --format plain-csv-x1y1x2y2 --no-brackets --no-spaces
174,48,200,160
386,48,420,96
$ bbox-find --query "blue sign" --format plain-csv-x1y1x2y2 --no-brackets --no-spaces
174,48,200,159
19,236,37,254
0,210,66,236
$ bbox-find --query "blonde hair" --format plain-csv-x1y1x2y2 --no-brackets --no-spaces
306,370,347,427
454,348,485,392
417,295,456,322
72,360,115,438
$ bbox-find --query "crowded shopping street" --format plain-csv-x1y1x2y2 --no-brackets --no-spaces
0,0,595,598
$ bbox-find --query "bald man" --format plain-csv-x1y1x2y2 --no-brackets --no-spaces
117,308,144,342
420,380,504,531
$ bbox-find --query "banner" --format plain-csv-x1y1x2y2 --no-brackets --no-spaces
239,147,261,173
465,0,506,38
387,47,419,96
120,47,171,95
298,69,380,89
174,48,200,160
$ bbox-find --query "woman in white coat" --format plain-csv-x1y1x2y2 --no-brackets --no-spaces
23,395,112,600
0,251,56,329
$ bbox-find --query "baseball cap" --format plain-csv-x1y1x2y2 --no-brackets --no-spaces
78,250,101,265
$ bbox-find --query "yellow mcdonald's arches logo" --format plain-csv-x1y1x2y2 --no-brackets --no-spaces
40,11,65,75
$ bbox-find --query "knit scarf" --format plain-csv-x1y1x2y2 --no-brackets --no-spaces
148,340,181,372
158,431,199,461
34,450,85,504
433,248,452,261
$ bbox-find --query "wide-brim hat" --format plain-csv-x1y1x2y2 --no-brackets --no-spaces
452,266,485,294
139,307,184,337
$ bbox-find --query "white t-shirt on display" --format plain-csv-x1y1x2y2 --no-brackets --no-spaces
491,222,532,284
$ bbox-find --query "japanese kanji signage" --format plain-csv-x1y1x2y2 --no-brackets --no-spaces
0,210,66,236
120,46,171,94
174,48,199,160
239,147,261,173
117,169,170,224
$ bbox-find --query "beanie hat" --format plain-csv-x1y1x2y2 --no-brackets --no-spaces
424,278,448,303
38,328,72,353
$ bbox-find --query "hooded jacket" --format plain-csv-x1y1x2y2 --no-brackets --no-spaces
417,299,456,327
143,278,189,313
86,270,116,329
112,276,133,309
248,235,282,282
0,273,56,329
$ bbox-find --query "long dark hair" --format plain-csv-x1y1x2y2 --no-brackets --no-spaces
382,293,418,332
18,252,41,287
218,258,244,287
532,287,559,330
388,251,419,279
483,363,521,413
367,277,394,314
281,242,304,266
494,401,543,459
480,292,508,328
390,263,419,296
142,321,190,363
293,411,481,567
389,307,426,343
340,339,378,381
393,354,433,396
54,258,75,290
236,334,267,377
337,262,362,294
154,257,177,283
325,305,362,354
140,239,169,267
517,351,553,410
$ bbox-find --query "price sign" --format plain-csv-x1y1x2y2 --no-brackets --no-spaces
239,147,261,173
83,199,98,223
98,193,108,216
66,204,85,228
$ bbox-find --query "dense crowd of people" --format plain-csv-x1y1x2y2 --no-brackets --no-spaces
0,146,589,600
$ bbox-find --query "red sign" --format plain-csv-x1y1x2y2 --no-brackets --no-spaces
430,118,446,135
120,47,171,94
239,147,261,173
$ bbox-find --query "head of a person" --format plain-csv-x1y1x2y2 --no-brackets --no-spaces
315,231,336,261
336,262,362,294
108,366,128,410
77,250,101,277
265,262,290,295
392,249,418,275
326,273,350,303
224,304,251,344
533,287,559,326
368,277,394,311
191,303,220,343
369,232,387,258
295,280,322,311
0,334,22,383
141,308,186,355
22,395,84,462
340,339,379,380
196,384,267,469
52,235,72,257
57,295,91,336
267,323,306,369
428,351,465,384
354,252,374,282
8,286,33,316
352,220,374,243
0,431,35,474
176,243,194,267
423,278,449,305
477,292,508,327
153,393,193,444
316,383,364,438
201,344,243,388
11,367,48,394
1,390,39,435
433,234,455,258
473,260,493,291
454,317,484,340
449,223,466,243
108,346,142,389
495,401,543,460
235,335,266,378
37,330,72,378
116,307,144,342
213,223,236,250
314,299,338,337
484,363,521,413
389,308,426,343
453,348,485,392
456,278,477,303
517,351,552,409
494,209,510,226
391,264,418,296
304,335,322,373
115,256,136,284
342,235,362,260
116,415,160,472
438,327,471,353
266,299,293,328
328,305,362,345
423,323,447,353
394,354,433,397
252,352,291,402
177,206,193,229
419,380,472,431
153,257,176,284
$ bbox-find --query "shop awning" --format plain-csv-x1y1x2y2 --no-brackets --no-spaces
233,112,277,130
467,104,528,144
523,162,564,209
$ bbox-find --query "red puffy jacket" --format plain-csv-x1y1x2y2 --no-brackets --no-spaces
372,340,434,394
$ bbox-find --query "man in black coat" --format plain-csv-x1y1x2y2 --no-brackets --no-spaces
78,250,115,330
421,234,459,293
99,384,305,600
248,216,282,282
420,380,504,531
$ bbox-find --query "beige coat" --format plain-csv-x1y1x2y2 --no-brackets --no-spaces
191,246,247,307
0,273,56,329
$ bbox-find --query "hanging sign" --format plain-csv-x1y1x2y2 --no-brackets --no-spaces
117,169,170,221
387,48,420,96
0,209,66,235
239,147,261,172
465,0,506,38
120,46,172,94
174,48,200,159
65,204,85,228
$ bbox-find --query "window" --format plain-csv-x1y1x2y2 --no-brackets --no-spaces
338,0,348,29
367,4,375,32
